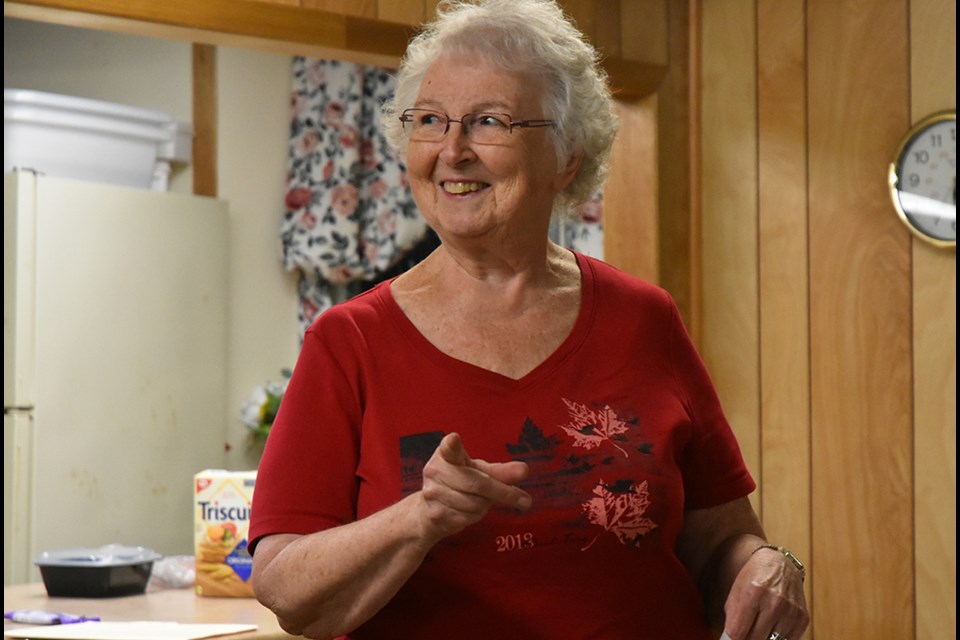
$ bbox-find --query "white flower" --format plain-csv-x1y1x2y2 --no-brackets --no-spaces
241,385,269,429
241,369,292,444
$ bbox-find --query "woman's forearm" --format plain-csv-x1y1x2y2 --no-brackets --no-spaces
676,498,766,627
252,493,436,639
698,532,767,625
678,498,808,635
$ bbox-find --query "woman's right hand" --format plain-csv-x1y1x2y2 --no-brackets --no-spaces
417,432,532,542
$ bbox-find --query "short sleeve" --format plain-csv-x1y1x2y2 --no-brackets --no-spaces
665,296,756,509
248,314,365,552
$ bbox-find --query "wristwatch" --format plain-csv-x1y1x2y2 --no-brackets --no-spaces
753,544,806,582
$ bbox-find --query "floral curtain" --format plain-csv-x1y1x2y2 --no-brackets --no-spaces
280,58,429,331
551,191,605,259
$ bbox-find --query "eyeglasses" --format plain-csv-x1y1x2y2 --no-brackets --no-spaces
399,108,554,146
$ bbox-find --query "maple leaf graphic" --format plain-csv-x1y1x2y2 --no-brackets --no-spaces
559,398,631,457
581,479,657,550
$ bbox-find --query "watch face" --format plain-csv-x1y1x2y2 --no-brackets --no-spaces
891,114,956,246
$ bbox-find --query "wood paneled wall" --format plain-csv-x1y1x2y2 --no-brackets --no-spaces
6,0,953,635
694,0,956,637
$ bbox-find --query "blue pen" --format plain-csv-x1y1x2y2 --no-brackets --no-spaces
4,610,100,625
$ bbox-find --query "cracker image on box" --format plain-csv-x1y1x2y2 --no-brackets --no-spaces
194,470,256,597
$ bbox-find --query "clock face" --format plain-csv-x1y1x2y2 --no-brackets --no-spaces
890,113,956,247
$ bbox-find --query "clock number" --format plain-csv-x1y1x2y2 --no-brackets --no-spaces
890,110,956,248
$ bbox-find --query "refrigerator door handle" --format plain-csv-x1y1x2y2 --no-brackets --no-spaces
4,406,35,414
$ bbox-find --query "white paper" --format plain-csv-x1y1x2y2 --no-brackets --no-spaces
3,621,257,640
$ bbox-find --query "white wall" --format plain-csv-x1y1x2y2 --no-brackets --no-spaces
217,47,300,470
3,18,300,471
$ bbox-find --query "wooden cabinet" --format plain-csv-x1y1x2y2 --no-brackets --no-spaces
4,0,667,98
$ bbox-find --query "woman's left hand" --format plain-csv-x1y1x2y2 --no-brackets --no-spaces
721,546,809,640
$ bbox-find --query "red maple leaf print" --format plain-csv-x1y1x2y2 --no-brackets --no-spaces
581,479,657,550
559,398,631,457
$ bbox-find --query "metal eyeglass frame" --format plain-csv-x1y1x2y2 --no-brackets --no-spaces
399,108,554,143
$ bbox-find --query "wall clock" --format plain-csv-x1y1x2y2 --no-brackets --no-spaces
888,110,956,249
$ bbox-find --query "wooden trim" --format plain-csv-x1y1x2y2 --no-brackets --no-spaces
654,0,694,328
601,56,669,100
192,44,217,198
604,98,659,282
620,0,668,65
5,0,407,55
755,0,811,619
687,0,702,345
4,0,666,98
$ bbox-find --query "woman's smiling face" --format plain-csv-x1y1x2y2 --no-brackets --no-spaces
404,54,577,245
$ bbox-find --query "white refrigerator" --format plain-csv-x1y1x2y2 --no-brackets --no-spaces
4,171,229,585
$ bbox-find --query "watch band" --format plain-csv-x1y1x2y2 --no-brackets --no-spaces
753,543,806,582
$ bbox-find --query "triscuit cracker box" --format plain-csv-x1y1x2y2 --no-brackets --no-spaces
194,470,256,597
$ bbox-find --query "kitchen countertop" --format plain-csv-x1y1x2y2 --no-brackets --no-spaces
3,583,296,639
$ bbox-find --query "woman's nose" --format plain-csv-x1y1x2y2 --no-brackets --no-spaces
438,121,476,164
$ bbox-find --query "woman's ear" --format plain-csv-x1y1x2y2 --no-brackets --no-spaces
552,153,583,192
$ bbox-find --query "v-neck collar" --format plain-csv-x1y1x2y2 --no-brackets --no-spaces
378,251,596,391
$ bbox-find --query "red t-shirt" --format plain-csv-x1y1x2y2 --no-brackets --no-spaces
250,252,755,639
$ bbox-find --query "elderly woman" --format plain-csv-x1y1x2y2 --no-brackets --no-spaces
249,1,809,639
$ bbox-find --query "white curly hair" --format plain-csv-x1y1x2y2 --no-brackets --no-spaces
381,0,619,213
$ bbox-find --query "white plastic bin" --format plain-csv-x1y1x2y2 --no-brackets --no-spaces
3,89,193,190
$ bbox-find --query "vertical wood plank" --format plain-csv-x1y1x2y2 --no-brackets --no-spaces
421,0,438,23
912,244,957,637
688,0,702,344
655,0,695,328
807,1,913,637
192,43,217,197
756,0,811,617
592,0,622,57
619,0,668,64
561,0,597,40
604,97,659,283
910,0,957,636
699,0,760,477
